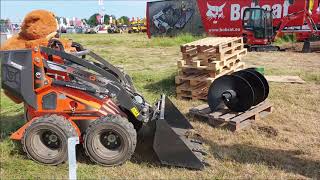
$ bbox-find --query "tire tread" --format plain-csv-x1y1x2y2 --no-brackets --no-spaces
22,114,77,165
83,114,137,166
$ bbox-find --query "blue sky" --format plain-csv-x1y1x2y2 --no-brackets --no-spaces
1,0,147,23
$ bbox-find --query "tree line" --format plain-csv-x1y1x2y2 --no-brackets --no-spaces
86,14,130,26
0,14,131,27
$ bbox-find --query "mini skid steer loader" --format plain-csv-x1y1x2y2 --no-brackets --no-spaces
0,39,206,169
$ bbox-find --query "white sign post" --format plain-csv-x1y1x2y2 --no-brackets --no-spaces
68,137,79,180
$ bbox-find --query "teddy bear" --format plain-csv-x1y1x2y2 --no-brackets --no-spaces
1,10,77,104
0,9,73,51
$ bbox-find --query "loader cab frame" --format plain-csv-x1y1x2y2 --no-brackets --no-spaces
242,8,274,45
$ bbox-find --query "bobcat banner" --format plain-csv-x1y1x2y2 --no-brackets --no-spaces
146,0,310,37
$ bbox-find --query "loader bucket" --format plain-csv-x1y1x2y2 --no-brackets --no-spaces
153,96,205,170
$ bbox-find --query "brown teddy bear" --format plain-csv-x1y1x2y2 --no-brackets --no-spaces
1,9,73,51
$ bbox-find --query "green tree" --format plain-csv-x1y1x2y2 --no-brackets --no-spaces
56,17,67,25
103,14,110,24
118,18,124,25
118,16,130,25
0,19,10,26
87,13,100,26
0,19,6,25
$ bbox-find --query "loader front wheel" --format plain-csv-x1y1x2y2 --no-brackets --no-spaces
84,115,137,166
22,115,77,165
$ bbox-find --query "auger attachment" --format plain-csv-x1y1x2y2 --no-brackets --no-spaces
207,68,269,112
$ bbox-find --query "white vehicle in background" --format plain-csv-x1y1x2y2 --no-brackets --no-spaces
66,26,76,34
0,25,12,45
84,26,99,34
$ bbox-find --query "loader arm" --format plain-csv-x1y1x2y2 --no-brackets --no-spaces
40,46,149,122
275,10,319,40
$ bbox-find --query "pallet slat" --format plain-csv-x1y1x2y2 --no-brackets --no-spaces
189,101,273,131
181,40,246,62
177,62,245,80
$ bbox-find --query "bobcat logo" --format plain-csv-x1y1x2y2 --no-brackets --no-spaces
206,2,226,21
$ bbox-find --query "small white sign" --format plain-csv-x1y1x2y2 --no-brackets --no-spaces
68,137,79,180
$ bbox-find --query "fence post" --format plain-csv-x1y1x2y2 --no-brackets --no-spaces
68,137,79,180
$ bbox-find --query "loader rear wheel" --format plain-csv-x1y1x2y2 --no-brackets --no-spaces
84,115,137,166
22,115,77,165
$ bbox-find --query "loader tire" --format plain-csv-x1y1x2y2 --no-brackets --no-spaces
22,114,77,165
84,115,137,166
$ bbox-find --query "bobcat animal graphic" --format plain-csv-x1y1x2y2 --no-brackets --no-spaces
206,2,226,21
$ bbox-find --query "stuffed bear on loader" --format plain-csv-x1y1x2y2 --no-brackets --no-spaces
0,9,73,51
1,9,76,103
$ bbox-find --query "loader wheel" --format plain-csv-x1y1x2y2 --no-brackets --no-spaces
22,115,77,165
84,115,137,166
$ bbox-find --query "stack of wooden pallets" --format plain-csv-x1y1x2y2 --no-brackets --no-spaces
176,37,247,100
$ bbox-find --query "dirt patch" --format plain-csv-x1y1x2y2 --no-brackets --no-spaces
255,125,279,137
279,42,304,52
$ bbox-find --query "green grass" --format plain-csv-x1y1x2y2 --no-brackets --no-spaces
1,33,320,179
63,33,202,48
142,33,202,48
274,34,296,45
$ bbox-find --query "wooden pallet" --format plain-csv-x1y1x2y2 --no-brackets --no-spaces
176,81,208,93
189,101,273,131
175,62,244,101
181,37,243,52
176,80,208,100
182,43,246,62
176,91,208,101
176,37,247,101
177,61,245,79
177,55,243,71
181,37,245,62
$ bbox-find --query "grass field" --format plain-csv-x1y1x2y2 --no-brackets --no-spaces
1,33,320,179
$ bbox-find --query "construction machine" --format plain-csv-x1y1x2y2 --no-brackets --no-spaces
242,7,320,52
0,39,206,169
242,8,279,51
128,19,147,33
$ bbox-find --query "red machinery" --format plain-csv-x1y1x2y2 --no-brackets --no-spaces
197,0,319,39
241,8,276,51
241,7,320,51
276,9,320,41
